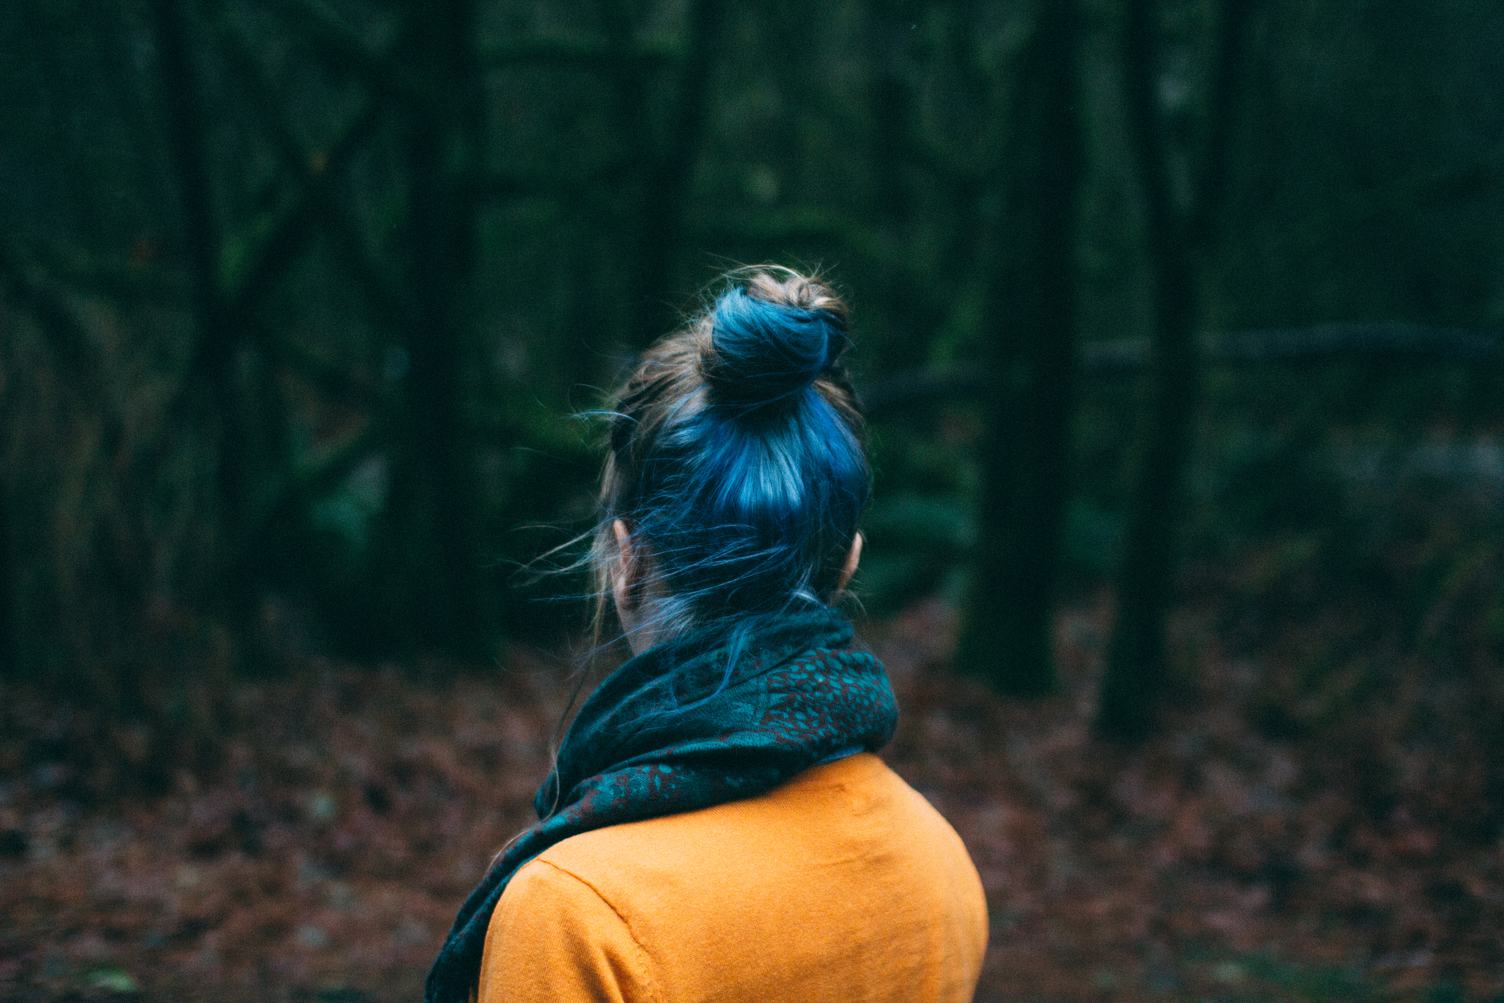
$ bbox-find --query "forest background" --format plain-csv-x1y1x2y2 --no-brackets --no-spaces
1,0,1501,1000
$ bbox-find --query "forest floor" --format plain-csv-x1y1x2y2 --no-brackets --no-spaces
2,589,1501,1002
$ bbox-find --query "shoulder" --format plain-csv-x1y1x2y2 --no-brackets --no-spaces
532,752,985,931
480,856,661,1003
495,855,622,921
485,754,988,1001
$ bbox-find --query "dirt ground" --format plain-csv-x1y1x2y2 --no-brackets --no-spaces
2,597,1501,1002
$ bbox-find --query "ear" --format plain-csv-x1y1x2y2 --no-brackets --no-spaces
836,530,863,593
611,518,635,614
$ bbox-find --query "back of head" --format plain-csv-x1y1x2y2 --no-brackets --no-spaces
594,266,869,646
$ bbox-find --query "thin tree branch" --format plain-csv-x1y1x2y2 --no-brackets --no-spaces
248,0,408,96
222,100,384,318
0,243,109,403
862,325,1504,416
211,14,402,323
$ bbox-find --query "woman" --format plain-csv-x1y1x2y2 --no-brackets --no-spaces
427,267,988,1003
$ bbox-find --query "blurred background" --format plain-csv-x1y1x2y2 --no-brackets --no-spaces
1,0,1501,1000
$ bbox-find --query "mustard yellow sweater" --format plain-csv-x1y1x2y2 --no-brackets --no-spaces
476,752,988,1002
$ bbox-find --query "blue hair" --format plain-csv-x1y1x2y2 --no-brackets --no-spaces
591,268,871,693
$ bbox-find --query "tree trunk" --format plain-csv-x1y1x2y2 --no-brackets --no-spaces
149,0,252,634
1096,0,1250,740
0,482,12,677
955,0,1084,695
1096,248,1199,739
374,0,492,656
624,0,726,347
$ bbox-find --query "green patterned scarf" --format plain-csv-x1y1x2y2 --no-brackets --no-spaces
424,604,898,1003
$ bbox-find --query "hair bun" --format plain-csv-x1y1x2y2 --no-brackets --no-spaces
703,274,850,409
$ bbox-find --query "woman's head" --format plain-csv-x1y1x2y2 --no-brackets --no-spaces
593,266,870,651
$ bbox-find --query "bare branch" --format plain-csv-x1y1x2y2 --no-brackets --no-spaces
863,325,1504,416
